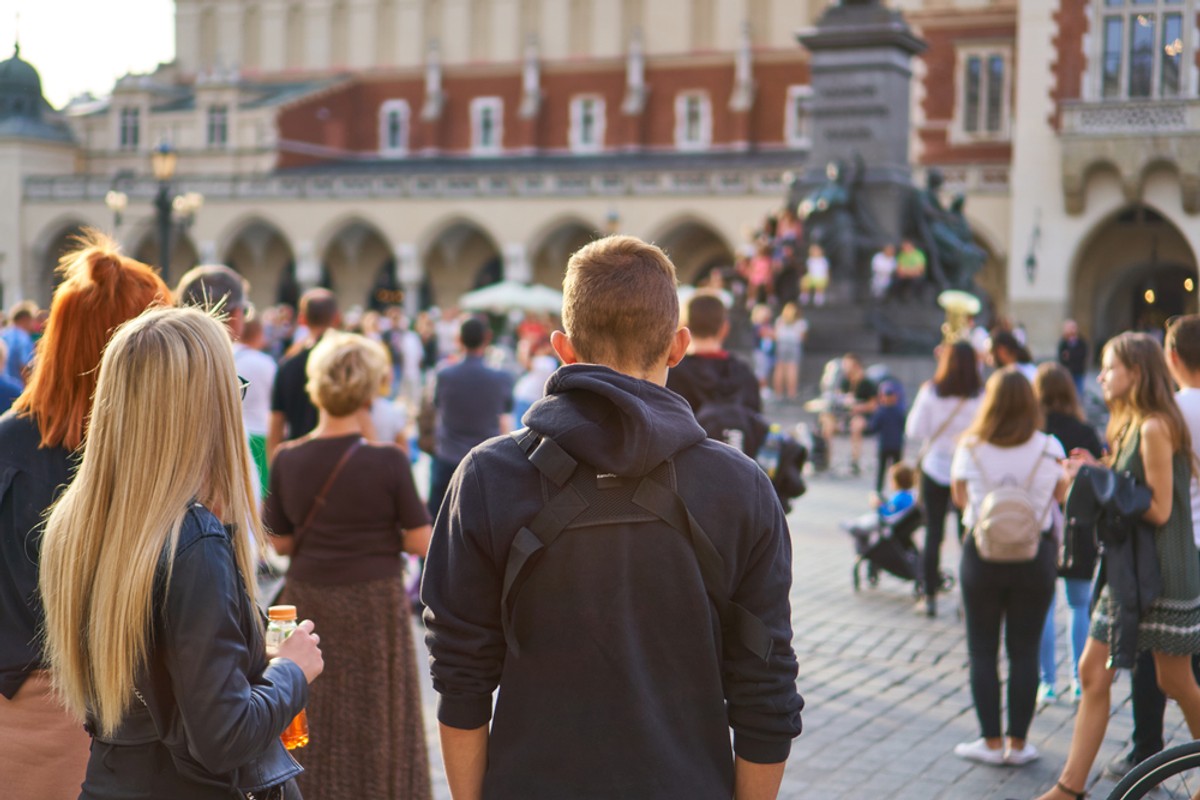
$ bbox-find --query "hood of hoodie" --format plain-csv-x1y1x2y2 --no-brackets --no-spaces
677,353,749,402
523,363,707,477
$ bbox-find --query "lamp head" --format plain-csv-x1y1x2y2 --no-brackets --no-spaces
151,141,177,181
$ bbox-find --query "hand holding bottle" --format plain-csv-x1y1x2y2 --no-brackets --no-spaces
274,618,324,684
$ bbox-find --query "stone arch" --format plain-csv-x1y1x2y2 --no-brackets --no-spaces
1069,203,1198,347
318,217,393,312
419,216,503,310
30,216,91,305
647,214,735,285
219,216,297,311
527,216,598,289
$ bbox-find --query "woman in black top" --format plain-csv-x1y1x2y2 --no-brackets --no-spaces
1034,363,1104,704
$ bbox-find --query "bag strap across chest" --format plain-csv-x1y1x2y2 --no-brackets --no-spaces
502,428,773,663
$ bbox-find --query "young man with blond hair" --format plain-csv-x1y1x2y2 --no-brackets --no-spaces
422,235,804,800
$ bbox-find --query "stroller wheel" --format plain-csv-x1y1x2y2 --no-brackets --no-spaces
939,571,956,592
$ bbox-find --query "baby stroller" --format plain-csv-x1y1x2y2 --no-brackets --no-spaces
843,505,955,596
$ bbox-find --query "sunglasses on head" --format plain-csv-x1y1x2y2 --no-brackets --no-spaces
238,376,250,401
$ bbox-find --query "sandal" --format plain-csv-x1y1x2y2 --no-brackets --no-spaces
1054,781,1086,800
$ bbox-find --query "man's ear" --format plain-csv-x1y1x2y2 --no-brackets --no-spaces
550,330,579,365
667,327,691,368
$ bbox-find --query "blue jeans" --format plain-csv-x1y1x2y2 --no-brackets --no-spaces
1038,576,1092,686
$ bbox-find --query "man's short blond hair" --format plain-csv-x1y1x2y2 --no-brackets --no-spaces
562,235,679,372
305,331,388,417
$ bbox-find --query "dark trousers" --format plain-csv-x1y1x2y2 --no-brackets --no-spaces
876,448,902,494
921,472,963,598
428,456,461,519
960,534,1057,739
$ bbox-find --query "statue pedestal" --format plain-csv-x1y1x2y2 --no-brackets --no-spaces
796,2,926,244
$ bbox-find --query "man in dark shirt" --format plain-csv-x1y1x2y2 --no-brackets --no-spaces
427,317,514,516
1057,319,1089,396
667,290,764,455
820,352,877,476
267,289,339,461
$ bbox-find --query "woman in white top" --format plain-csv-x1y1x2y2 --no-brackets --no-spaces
905,341,983,617
949,367,1067,768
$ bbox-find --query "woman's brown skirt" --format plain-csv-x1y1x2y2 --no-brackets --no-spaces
281,574,432,800
0,669,90,800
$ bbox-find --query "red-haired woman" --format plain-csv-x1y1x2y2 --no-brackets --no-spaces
0,231,169,799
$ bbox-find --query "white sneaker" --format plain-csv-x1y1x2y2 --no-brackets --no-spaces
953,738,1006,765
1005,743,1040,766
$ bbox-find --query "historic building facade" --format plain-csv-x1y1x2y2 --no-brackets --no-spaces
5,0,1199,354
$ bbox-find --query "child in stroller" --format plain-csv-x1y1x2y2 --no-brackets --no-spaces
843,463,955,595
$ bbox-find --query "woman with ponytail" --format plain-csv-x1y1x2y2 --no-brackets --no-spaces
39,307,323,798
0,231,169,798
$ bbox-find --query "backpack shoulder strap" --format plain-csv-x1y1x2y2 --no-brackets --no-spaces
1023,435,1053,490
501,431,589,656
632,475,774,663
967,442,992,490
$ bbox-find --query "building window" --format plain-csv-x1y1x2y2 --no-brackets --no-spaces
954,46,1011,141
206,104,229,149
1096,0,1192,99
118,107,140,151
470,97,503,155
569,96,605,153
784,85,813,147
674,91,712,151
379,99,411,156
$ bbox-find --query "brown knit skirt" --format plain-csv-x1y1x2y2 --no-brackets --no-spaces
280,574,432,800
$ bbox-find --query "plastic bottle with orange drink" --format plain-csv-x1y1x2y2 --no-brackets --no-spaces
266,605,310,750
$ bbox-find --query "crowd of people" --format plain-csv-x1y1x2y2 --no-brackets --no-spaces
2,219,1200,800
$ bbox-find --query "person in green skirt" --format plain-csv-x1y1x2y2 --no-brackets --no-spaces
1034,332,1200,800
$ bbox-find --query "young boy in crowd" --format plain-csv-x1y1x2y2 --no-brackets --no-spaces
867,380,907,494
422,235,804,799
875,462,917,525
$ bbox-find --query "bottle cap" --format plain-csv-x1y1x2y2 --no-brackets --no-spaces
268,605,298,621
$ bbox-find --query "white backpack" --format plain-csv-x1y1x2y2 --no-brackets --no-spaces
970,438,1054,563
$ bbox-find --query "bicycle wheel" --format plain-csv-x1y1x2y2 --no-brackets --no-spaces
1107,740,1200,799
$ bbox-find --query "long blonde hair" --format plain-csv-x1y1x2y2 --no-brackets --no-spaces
1103,332,1193,462
39,307,264,735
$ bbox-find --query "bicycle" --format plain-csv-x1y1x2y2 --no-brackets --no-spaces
1107,739,1200,799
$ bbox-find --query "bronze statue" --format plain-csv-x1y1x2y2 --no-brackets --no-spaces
905,169,986,292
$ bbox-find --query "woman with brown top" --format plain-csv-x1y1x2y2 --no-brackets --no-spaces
265,331,432,800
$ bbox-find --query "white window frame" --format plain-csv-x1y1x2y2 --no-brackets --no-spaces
784,85,813,148
118,107,140,151
1090,0,1194,101
568,95,606,153
951,44,1012,143
378,99,411,156
470,96,504,155
206,104,229,149
674,91,712,152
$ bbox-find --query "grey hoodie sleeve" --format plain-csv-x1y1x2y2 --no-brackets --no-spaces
724,472,805,763
421,452,506,729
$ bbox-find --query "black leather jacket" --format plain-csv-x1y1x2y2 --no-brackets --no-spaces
87,504,307,797
1065,465,1160,669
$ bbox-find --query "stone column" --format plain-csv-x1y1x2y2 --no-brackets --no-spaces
295,241,321,289
503,243,531,284
260,0,289,73
395,243,422,317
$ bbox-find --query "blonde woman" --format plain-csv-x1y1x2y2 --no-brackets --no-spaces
1035,334,1200,800
0,232,169,799
772,303,807,402
39,307,323,799
265,332,432,800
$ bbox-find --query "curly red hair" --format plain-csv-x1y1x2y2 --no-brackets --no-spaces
14,229,170,450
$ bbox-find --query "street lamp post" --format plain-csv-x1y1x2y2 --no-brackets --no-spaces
151,142,179,285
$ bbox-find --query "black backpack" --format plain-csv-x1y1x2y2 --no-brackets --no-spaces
695,398,770,458
500,428,774,663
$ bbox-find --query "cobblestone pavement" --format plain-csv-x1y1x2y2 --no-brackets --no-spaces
410,414,1194,800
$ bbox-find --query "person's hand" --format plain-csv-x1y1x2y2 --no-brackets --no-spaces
1068,448,1102,468
274,619,324,684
